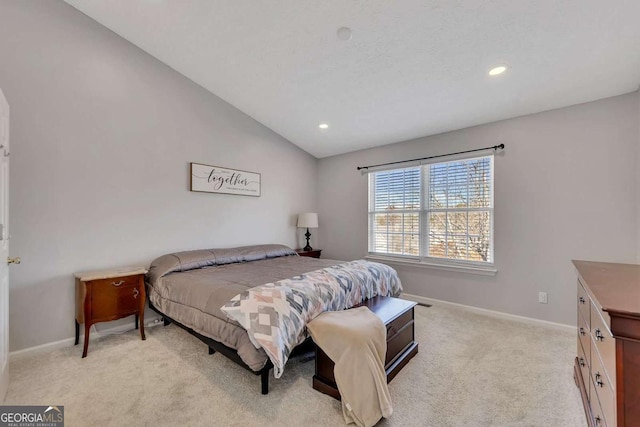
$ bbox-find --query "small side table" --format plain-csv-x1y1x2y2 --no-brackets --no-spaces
296,249,322,258
74,266,148,357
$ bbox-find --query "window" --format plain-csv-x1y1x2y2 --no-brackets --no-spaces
368,155,494,266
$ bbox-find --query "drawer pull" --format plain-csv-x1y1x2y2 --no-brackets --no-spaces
133,288,139,299
595,372,604,388
112,280,125,287
594,328,605,342
579,357,585,368
578,296,585,304
579,327,586,336
595,416,602,426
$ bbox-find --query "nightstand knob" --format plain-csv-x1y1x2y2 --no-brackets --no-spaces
133,288,139,299
112,280,125,286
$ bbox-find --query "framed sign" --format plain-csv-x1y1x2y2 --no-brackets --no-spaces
190,162,261,197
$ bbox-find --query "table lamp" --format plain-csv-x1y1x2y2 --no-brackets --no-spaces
297,213,318,252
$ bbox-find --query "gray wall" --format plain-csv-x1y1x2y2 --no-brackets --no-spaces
317,93,640,326
0,1,317,351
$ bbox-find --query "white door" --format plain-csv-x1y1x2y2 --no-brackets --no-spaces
0,89,10,401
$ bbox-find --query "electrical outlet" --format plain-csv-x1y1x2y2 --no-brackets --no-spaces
146,318,164,327
538,292,548,304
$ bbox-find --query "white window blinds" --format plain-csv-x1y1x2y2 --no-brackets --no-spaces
368,155,494,265
368,167,421,256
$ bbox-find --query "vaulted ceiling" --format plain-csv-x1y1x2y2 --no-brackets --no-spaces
65,0,640,158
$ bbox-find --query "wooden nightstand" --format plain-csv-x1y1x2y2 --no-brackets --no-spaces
296,249,322,258
74,266,147,357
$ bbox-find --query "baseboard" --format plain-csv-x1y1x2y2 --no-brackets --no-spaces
9,337,77,361
9,314,163,361
401,293,574,332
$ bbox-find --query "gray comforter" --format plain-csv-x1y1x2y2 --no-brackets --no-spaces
146,244,341,371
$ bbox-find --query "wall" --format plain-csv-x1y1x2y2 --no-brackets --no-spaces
0,1,317,351
318,92,639,326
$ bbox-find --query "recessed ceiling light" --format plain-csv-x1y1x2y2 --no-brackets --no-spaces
319,123,329,129
488,65,508,76
337,27,352,41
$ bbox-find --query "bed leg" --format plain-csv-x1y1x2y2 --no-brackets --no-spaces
261,370,269,395
208,346,216,355
163,317,171,326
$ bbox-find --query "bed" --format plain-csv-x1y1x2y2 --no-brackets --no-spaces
145,244,402,394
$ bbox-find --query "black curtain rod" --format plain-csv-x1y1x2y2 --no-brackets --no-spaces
356,143,505,171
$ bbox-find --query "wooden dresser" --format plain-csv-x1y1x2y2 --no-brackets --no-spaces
573,260,640,427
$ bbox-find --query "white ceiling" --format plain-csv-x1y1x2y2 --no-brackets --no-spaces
64,0,640,158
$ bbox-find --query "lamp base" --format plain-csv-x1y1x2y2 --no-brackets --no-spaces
303,228,312,252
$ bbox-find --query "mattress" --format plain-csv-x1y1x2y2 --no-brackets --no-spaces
146,245,341,371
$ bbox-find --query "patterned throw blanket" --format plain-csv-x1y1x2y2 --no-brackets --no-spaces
220,260,402,378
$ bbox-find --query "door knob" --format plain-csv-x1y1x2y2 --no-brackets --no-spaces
7,257,21,265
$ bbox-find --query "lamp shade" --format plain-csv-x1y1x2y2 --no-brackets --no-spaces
297,213,318,228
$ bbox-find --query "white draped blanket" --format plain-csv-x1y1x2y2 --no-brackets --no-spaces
307,307,393,427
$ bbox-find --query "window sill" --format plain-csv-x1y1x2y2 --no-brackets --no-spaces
365,255,498,276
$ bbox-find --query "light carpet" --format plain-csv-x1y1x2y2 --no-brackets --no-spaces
5,304,586,427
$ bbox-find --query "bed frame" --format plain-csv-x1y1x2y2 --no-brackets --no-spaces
148,300,314,395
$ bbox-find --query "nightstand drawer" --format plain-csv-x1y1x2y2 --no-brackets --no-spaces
296,249,322,258
92,282,142,320
88,275,139,290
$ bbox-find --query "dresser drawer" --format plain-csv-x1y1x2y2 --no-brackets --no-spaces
577,339,590,399
590,383,608,427
91,276,143,321
590,303,616,389
591,349,616,427
578,311,591,364
578,279,590,328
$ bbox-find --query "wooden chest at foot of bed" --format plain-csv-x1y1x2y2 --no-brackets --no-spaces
312,296,419,400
